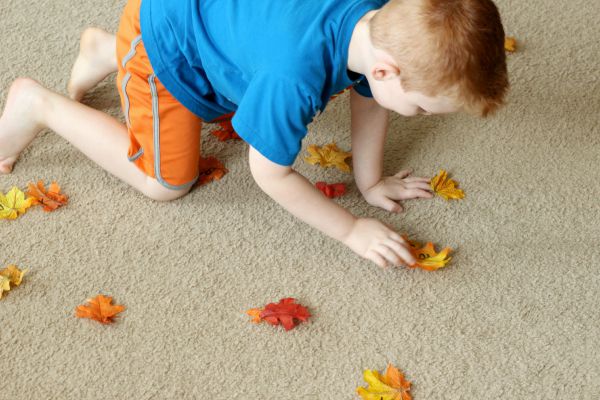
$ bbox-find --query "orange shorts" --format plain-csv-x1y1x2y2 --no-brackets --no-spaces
116,0,202,189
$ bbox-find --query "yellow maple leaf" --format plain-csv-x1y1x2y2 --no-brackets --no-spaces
409,241,452,271
0,187,34,220
0,275,11,299
504,36,517,52
304,143,352,173
357,364,412,400
430,170,465,200
0,265,29,286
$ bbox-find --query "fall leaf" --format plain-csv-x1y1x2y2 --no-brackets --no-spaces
0,265,29,286
246,308,263,323
0,275,11,299
305,143,352,173
0,187,33,220
26,180,68,212
357,364,412,400
0,265,28,299
505,36,517,52
211,118,241,142
430,170,465,200
405,237,453,271
75,294,126,324
196,156,228,186
315,181,347,198
246,298,311,331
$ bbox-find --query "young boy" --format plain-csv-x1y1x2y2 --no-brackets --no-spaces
0,0,508,268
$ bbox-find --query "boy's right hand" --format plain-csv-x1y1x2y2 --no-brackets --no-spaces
342,218,416,268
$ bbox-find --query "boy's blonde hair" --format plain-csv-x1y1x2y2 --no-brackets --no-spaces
370,0,509,116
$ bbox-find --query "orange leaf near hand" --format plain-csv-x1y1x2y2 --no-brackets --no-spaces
505,36,517,52
27,180,68,212
75,294,125,324
357,364,412,400
196,156,228,186
246,298,311,331
405,237,453,271
430,170,465,200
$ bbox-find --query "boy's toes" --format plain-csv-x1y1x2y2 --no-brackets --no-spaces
0,157,16,174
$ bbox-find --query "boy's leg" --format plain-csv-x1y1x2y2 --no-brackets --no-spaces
67,28,118,102
0,78,189,201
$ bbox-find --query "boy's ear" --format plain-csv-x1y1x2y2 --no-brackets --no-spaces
371,62,400,81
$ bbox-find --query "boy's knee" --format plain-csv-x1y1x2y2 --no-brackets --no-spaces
141,178,191,202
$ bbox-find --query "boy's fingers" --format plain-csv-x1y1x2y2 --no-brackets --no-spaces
404,182,434,191
377,244,403,267
380,197,404,213
394,169,412,179
403,177,430,183
368,251,388,269
383,239,411,266
402,189,434,199
388,237,416,265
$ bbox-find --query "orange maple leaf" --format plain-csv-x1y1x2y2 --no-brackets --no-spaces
246,298,311,331
196,156,228,186
211,118,241,142
26,180,68,212
405,237,453,271
75,294,125,324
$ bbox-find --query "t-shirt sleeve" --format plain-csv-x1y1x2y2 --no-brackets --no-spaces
352,75,373,98
231,72,321,166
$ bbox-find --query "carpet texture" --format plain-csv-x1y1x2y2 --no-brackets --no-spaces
1,0,599,399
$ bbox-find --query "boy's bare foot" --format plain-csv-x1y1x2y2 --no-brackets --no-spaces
0,78,46,174
67,27,117,102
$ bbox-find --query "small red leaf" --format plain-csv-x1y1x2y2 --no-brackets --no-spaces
247,298,311,331
315,182,346,198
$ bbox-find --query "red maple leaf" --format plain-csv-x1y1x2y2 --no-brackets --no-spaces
246,298,311,331
315,182,346,198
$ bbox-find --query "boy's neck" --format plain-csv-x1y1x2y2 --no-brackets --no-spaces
347,10,378,75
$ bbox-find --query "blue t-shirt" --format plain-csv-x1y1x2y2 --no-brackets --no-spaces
140,0,386,165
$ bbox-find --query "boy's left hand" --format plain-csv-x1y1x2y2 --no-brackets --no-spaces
362,169,433,213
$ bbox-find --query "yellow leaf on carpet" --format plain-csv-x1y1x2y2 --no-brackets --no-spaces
304,143,352,173
0,275,11,299
0,187,33,220
430,170,465,200
0,265,29,286
357,364,412,400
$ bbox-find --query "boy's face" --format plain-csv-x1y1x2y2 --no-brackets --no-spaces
366,68,460,117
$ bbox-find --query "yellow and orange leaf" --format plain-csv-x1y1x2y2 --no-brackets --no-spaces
430,170,465,200
304,143,352,173
357,364,412,400
405,237,453,271
504,36,517,52
75,294,125,324
27,180,68,212
196,156,229,186
0,187,33,220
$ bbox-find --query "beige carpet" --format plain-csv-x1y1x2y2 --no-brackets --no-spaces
1,0,599,398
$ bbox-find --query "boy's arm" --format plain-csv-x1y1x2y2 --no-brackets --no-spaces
350,88,433,213
248,146,416,268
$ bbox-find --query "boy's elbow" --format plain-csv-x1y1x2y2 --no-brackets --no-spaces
248,146,293,188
